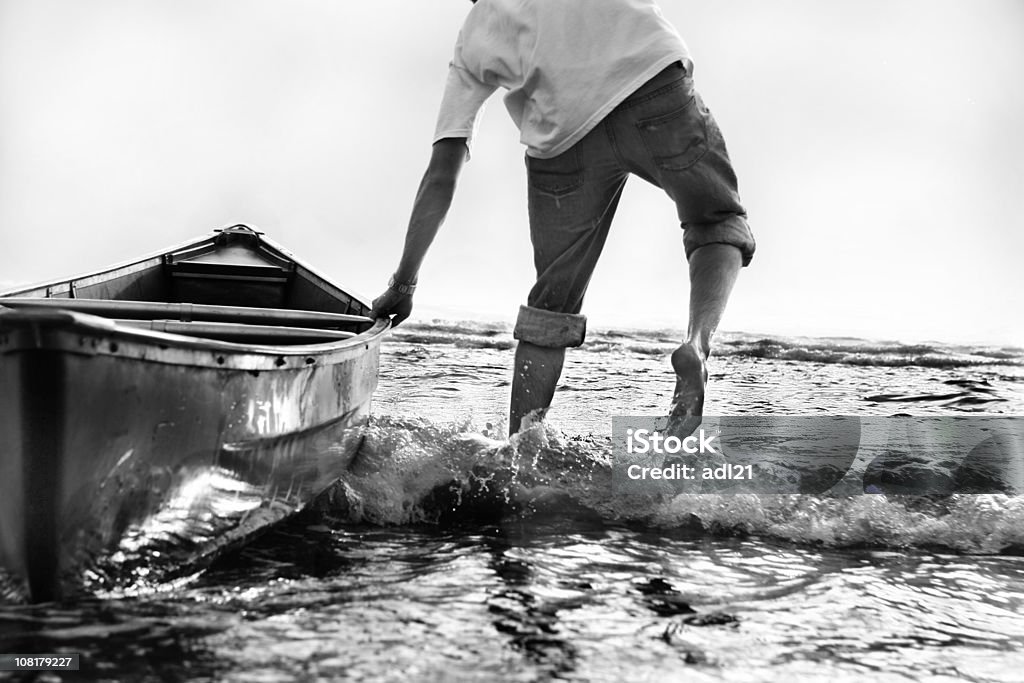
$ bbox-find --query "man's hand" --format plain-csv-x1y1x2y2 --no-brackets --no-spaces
371,287,413,327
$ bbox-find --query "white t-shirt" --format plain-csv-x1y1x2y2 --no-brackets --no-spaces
433,0,691,159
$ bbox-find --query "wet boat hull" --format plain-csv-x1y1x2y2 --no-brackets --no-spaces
0,227,388,601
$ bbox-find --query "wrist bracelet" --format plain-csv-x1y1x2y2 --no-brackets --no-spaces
388,275,417,296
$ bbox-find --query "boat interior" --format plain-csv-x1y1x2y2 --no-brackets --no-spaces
0,226,377,345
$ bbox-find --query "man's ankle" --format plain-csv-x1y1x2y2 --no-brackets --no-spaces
679,338,709,362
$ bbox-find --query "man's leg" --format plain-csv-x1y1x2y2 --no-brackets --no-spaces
611,69,755,427
511,140,627,435
670,243,743,419
510,342,566,433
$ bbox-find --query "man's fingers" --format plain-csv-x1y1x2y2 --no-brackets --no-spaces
370,291,396,320
390,299,413,327
369,288,412,327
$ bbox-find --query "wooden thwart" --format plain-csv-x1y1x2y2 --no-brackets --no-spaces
116,319,357,342
0,298,373,329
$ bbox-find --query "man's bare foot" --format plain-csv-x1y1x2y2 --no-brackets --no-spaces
668,342,708,437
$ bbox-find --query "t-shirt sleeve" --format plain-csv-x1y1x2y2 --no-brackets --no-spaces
433,62,497,155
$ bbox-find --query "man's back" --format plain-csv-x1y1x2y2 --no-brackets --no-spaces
436,0,691,158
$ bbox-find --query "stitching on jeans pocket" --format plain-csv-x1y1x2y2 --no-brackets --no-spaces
636,96,708,171
527,147,584,198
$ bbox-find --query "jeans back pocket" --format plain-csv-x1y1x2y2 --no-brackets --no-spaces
526,147,585,199
636,94,709,172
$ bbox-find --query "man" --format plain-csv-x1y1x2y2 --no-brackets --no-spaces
371,0,756,436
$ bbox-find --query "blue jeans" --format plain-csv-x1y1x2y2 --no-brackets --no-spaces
513,63,755,348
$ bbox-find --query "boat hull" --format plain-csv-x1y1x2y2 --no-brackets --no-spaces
1,303,387,601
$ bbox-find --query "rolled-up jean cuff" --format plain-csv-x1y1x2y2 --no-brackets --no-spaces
682,216,756,267
513,305,587,348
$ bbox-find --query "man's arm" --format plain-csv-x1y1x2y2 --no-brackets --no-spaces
370,137,468,326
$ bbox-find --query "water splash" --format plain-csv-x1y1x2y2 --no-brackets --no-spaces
311,416,1024,555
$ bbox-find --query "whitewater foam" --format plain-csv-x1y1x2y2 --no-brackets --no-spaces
316,417,1024,556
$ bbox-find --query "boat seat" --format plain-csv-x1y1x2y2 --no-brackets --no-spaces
165,231,296,308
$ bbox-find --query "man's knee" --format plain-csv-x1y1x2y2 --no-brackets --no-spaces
683,215,756,267
513,305,587,348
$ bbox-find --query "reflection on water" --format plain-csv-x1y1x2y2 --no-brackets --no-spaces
3,521,1024,681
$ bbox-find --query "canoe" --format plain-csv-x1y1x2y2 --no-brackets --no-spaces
0,224,389,602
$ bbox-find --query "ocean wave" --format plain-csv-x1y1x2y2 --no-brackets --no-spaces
310,416,1024,556
863,378,1008,408
390,321,1023,369
389,331,516,351
714,338,1022,369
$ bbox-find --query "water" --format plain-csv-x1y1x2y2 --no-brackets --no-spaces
2,322,1023,681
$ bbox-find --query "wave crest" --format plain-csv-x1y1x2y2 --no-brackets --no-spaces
392,321,1023,369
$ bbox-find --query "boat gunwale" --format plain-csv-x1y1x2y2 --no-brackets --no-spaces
0,309,390,370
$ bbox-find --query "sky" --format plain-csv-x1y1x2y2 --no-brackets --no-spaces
1,0,1022,345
